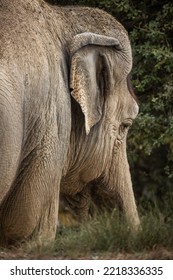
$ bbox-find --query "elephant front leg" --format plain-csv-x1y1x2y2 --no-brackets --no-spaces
0,143,62,248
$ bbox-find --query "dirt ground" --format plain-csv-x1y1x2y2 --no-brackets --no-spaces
0,247,172,260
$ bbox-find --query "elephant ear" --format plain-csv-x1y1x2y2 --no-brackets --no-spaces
70,32,121,135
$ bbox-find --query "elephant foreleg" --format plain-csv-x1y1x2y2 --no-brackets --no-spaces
0,89,23,204
0,139,61,247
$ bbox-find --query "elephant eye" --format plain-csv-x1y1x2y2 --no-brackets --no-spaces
122,123,129,129
119,120,132,139
122,120,132,129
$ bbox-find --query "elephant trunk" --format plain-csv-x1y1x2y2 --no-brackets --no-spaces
115,142,140,230
104,141,140,231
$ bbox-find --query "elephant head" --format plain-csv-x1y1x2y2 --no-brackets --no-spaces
61,30,140,229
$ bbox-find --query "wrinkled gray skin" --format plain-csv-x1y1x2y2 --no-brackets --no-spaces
0,0,140,247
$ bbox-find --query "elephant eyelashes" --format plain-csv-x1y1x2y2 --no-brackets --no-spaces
122,120,132,129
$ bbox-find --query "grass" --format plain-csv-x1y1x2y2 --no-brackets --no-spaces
53,205,173,259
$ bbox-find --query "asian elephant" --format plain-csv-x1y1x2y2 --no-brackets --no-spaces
0,0,140,248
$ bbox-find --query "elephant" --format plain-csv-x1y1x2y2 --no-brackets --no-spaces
0,0,140,248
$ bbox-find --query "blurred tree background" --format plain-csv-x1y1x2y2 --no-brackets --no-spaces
47,0,173,209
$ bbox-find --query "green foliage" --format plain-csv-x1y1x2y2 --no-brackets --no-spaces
125,1,173,202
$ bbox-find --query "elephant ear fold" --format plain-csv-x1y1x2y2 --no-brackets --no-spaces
70,32,121,135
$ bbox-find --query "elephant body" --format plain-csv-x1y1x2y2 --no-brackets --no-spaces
0,0,139,247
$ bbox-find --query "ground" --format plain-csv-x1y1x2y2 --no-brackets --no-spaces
0,247,173,260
